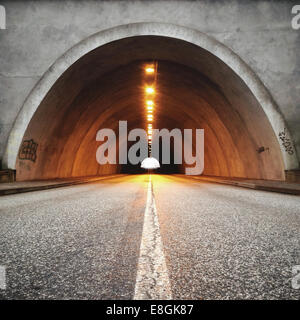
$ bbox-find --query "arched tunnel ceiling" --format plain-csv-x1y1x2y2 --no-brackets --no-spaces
16,36,285,181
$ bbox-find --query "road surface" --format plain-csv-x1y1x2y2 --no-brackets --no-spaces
0,175,299,299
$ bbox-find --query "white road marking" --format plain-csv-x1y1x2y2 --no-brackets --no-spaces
134,175,172,300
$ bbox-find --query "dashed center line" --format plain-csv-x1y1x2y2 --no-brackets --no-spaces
134,175,172,300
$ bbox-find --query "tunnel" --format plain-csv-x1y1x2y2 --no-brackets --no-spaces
15,35,285,181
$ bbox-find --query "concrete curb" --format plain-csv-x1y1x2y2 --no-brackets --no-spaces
1,174,299,196
189,176,300,195
0,174,126,196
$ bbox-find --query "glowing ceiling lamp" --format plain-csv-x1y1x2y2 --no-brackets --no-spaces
146,100,154,106
145,66,155,74
145,87,155,94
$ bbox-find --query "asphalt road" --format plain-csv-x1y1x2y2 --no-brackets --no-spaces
0,174,299,300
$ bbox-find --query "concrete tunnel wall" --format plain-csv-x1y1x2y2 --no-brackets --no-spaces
14,36,286,181
1,1,300,180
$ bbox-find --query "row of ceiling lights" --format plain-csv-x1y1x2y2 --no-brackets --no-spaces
144,64,156,155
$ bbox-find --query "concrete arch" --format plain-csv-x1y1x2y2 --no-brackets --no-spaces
3,22,298,172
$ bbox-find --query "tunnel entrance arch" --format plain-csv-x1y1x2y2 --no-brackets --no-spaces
3,23,298,180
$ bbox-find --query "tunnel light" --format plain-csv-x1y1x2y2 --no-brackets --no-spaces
145,66,155,74
145,87,155,94
141,157,160,169
146,100,154,106
144,65,156,149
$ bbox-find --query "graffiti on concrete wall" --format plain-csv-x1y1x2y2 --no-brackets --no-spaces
18,139,38,162
278,128,294,155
